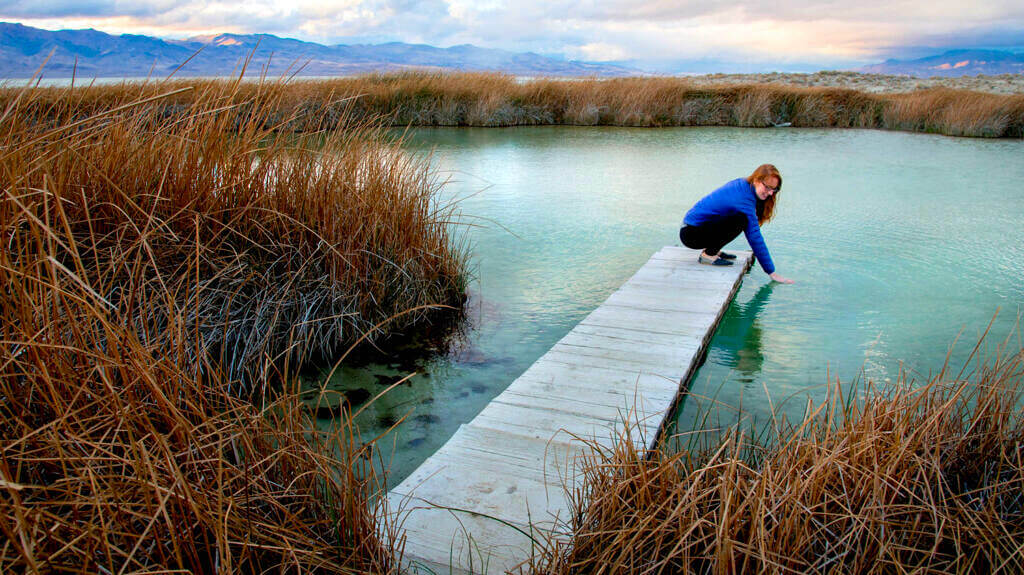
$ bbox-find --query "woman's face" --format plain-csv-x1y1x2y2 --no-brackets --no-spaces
754,176,780,201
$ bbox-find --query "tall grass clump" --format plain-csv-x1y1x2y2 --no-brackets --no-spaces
0,77,468,386
883,88,1024,137
0,89,424,570
0,258,395,572
538,332,1024,573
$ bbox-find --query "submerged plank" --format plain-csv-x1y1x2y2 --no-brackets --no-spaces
385,247,753,573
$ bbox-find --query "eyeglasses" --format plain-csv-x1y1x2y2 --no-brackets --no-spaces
762,183,780,193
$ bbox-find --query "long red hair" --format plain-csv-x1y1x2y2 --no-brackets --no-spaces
746,164,782,225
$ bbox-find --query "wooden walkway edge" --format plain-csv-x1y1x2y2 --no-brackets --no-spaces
385,246,754,574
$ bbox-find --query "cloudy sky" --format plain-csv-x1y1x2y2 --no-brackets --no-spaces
2,0,1023,68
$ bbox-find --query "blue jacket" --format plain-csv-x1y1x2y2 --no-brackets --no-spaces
682,178,775,274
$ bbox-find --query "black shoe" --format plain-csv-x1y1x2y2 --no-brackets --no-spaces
718,251,737,260
698,253,734,266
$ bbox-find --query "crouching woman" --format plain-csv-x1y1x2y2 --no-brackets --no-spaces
679,164,794,284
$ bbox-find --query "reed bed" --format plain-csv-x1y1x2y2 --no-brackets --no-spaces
1,77,468,386
538,334,1024,574
8,73,1023,137
0,265,395,572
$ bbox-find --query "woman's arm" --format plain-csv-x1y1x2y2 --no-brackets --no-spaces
743,213,775,275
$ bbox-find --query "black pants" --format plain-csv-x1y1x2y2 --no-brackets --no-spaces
679,214,746,256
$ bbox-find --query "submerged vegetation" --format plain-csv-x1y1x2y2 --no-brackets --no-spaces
538,332,1024,574
8,72,1024,138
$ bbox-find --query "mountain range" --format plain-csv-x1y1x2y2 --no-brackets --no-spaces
0,22,638,79
860,49,1024,76
1,22,1022,79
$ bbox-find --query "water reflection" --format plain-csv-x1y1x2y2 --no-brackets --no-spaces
669,280,776,449
713,280,776,382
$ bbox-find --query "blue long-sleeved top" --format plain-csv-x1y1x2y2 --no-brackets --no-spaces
682,178,775,274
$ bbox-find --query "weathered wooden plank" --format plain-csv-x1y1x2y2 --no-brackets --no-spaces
390,440,574,522
552,333,702,358
617,277,742,293
556,329,702,358
607,287,731,313
539,346,697,377
513,361,683,397
567,322,705,348
649,245,712,262
471,401,658,445
441,425,592,471
630,257,743,276
492,389,668,428
621,277,741,294
640,262,745,278
579,306,717,336
386,248,753,573
505,376,678,411
628,268,741,286
408,426,591,488
386,498,535,574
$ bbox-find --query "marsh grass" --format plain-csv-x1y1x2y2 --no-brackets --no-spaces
536,330,1024,574
10,73,1021,137
0,74,472,572
0,279,395,572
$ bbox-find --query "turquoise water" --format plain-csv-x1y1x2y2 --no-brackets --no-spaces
307,126,1024,484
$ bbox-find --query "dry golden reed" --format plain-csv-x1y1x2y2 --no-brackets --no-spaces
536,332,1024,574
0,77,468,386
0,276,396,573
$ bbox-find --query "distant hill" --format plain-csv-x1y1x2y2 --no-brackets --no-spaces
860,49,1024,77
0,22,640,79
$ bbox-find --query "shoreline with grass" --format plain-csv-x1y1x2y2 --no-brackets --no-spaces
664,70,1024,95
6,72,1024,138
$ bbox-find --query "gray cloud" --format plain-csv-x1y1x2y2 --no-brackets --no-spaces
0,0,176,18
2,0,1021,68
519,0,1024,25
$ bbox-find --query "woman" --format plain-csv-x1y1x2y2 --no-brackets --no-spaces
679,164,794,284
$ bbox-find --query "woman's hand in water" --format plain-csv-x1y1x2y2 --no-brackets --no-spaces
769,272,795,284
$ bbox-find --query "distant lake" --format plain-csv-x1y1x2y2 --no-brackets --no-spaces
1,75,354,87
305,126,1024,485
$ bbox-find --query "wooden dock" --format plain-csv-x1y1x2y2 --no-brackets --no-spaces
386,246,754,574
